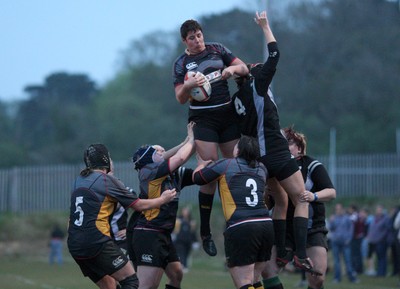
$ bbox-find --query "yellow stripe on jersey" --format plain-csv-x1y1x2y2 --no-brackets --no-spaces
143,176,165,221
219,176,236,221
96,195,115,237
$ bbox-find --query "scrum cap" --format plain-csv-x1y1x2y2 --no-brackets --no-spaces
132,145,155,170
84,144,111,172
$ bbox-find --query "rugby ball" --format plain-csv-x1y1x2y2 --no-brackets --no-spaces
184,71,211,102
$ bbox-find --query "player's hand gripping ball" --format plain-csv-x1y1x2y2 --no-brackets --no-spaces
184,71,211,102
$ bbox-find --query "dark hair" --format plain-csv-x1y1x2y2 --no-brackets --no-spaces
81,144,111,176
236,135,260,168
234,63,263,88
350,204,359,212
247,63,263,78
180,19,203,39
234,75,250,88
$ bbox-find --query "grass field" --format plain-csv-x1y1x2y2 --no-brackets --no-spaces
2,248,400,289
1,197,400,289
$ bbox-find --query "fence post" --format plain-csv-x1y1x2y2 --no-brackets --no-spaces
329,127,337,186
9,167,20,213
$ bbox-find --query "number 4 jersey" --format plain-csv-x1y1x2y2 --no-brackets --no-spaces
67,171,139,258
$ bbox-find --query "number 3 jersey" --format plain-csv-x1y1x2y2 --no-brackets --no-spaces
67,171,139,258
193,158,270,230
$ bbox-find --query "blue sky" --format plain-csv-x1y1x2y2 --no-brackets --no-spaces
0,0,271,101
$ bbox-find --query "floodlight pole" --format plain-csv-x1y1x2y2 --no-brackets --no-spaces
329,127,337,186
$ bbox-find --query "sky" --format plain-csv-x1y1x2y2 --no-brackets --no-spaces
0,0,270,102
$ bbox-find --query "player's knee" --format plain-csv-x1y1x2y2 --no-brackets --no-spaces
119,273,139,289
173,269,183,283
167,267,183,285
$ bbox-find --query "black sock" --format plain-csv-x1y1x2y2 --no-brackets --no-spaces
293,216,308,259
263,276,283,289
273,219,286,258
198,191,214,237
253,281,264,289
165,285,180,289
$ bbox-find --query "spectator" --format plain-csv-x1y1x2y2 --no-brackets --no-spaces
361,207,373,263
394,208,400,285
173,206,198,273
389,206,400,276
349,204,368,274
365,204,391,277
49,224,65,265
329,203,359,283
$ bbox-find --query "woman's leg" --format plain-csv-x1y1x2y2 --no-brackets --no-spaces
137,265,164,289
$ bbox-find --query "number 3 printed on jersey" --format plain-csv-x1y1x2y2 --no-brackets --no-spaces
74,196,84,226
245,179,258,207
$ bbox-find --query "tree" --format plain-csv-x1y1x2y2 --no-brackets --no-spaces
14,72,99,164
0,101,27,167
93,66,188,160
274,0,400,154
5,1,400,167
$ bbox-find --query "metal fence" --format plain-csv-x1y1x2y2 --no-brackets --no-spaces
0,154,399,214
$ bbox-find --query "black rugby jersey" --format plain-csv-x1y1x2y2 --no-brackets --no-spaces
287,155,334,232
134,160,194,233
67,171,139,258
193,158,270,229
173,42,236,107
233,42,287,157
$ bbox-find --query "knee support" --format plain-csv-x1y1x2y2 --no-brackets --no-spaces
119,273,139,289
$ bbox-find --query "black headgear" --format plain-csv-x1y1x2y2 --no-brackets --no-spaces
132,145,155,170
84,144,111,172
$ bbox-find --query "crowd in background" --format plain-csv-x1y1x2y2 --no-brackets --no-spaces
324,203,400,284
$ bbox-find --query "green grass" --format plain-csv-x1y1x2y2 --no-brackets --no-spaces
1,197,400,289
1,249,399,289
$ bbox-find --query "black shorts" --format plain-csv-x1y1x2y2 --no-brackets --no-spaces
260,154,299,181
132,229,179,269
72,240,130,283
224,221,274,268
307,232,328,250
189,103,240,143
285,230,328,251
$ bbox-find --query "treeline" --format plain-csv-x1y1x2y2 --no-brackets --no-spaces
1,0,399,168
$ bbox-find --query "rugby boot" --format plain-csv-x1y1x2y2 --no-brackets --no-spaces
202,235,217,256
293,255,322,276
276,250,294,268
